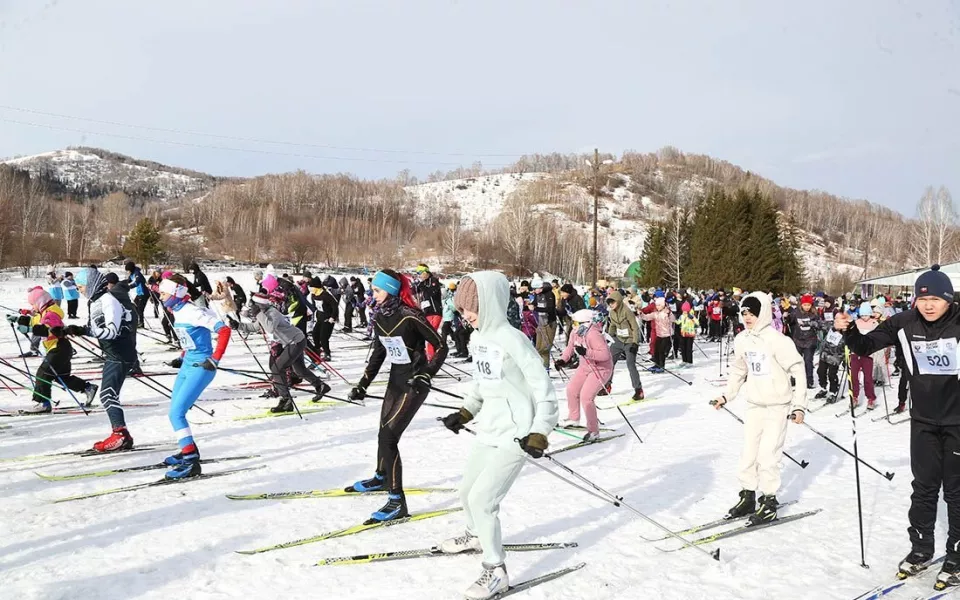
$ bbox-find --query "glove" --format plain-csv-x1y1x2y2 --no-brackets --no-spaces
575,345,587,356
167,357,183,369
5,313,18,324
442,408,473,434
32,324,49,337
407,373,432,393
226,317,240,329
17,315,31,329
517,433,549,458
348,386,366,401
629,343,639,354
194,357,218,371
17,324,29,335
65,325,87,337
554,358,567,370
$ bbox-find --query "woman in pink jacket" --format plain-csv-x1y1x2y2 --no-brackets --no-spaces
555,309,613,441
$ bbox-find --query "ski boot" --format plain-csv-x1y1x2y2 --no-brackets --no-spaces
559,419,580,429
582,431,601,443
748,494,779,526
260,388,278,399
93,427,134,453
164,452,184,466
19,350,37,358
897,549,935,579
269,397,295,413
814,388,828,400
165,453,201,480
312,381,332,403
84,383,99,407
439,530,483,554
725,490,756,520
22,401,52,414
464,563,509,600
894,402,907,414
935,556,960,590
632,387,645,401
867,400,877,411
347,472,384,493
368,492,408,523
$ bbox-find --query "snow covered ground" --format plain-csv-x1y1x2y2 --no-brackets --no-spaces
0,271,932,600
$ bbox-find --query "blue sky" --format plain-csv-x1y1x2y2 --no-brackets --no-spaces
0,0,957,216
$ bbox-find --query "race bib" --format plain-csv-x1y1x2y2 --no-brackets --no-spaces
420,300,431,310
823,311,834,322
537,302,546,310
826,331,842,345
712,307,721,315
473,343,503,382
175,328,196,350
617,328,629,338
745,351,770,376
912,338,960,376
798,318,811,331
380,336,411,365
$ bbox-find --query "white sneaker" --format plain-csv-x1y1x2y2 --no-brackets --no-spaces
582,431,601,443
464,563,509,600
559,419,580,428
439,531,482,554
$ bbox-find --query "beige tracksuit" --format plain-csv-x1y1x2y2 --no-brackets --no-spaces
723,291,808,496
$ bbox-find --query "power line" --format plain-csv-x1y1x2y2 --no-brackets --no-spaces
0,104,524,159
0,117,516,168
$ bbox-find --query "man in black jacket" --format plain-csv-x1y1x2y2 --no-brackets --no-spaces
340,277,356,333
309,277,338,360
351,277,368,327
837,265,960,586
414,264,443,360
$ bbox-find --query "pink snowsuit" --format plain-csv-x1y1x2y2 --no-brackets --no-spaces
561,322,614,435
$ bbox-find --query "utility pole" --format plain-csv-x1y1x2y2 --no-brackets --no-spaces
591,148,600,287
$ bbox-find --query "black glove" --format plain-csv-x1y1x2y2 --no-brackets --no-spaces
5,313,18,324
517,433,548,458
575,345,587,356
226,316,240,329
32,324,49,337
407,373,431,393
167,357,183,369
554,358,567,370
629,343,639,354
194,358,218,371
348,386,366,401
65,325,87,337
442,408,473,434
17,315,31,328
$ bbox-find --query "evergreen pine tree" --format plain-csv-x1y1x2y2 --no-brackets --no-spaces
123,218,164,267
637,222,666,288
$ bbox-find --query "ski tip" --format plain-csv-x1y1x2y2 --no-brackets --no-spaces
712,548,721,561
886,472,896,481
800,461,810,469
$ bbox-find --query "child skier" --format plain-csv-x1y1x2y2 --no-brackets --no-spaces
158,276,232,479
20,311,98,414
814,321,845,403
438,271,558,600
61,272,80,319
712,292,807,525
555,308,612,441
676,301,697,367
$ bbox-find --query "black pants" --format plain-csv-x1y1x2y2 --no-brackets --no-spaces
271,338,321,398
313,320,334,358
909,421,960,556
817,360,840,393
376,381,429,493
800,346,816,386
150,296,160,318
653,337,670,368
33,345,87,404
678,336,694,364
708,320,722,340
357,304,367,327
66,299,79,318
440,321,453,347
134,295,148,327
343,304,354,331
453,327,471,356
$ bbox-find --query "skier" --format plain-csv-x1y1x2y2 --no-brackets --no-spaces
439,271,558,599
125,261,149,327
604,291,643,400
189,262,213,296
64,267,138,452
713,292,807,525
20,311,98,413
9,286,64,358
308,277,338,360
350,276,368,327
554,308,612,441
850,302,879,410
783,293,821,390
814,320,845,403
61,272,80,319
531,278,558,368
559,283,585,342
346,269,447,522
441,282,457,350
414,264,444,359
225,276,247,314
158,276,232,479
46,271,63,307
640,291,674,371
339,277,356,333
676,301,698,367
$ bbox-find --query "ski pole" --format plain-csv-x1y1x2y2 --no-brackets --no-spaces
9,322,35,386
46,363,89,415
574,361,642,444
693,339,709,360
642,362,692,386
0,369,54,403
219,367,361,406
710,401,807,468
845,347,870,569
426,384,465,401
801,417,895,481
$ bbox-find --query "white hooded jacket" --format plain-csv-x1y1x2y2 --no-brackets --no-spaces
724,291,808,411
460,271,559,452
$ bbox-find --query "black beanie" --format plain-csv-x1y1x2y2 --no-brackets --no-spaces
308,276,324,288
915,264,954,302
520,280,530,288
741,296,762,317
560,283,576,295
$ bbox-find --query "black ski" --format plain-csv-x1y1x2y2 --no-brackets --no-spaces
36,455,260,481
316,542,578,566
656,509,821,551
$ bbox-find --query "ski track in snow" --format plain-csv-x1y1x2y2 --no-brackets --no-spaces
0,272,930,600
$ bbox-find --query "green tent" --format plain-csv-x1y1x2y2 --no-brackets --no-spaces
624,261,642,280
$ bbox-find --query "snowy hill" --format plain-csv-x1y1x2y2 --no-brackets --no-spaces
1,148,218,200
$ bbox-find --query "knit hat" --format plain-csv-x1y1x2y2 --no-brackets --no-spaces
26,286,51,309
308,276,324,289
520,280,530,288
858,302,874,317
571,309,595,324
159,278,188,298
104,272,119,285
531,276,544,289
741,296,762,317
253,270,263,279
453,276,479,315
447,282,457,291
915,264,954,302
682,301,691,312
560,283,576,295
800,294,814,306
262,274,279,293
654,290,665,298
251,293,273,306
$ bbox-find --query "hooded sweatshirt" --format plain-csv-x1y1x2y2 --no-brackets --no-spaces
605,291,639,344
460,272,558,451
723,291,808,411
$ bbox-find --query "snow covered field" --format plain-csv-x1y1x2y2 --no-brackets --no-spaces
0,271,932,600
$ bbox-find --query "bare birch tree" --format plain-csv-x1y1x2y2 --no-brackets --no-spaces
911,186,956,266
